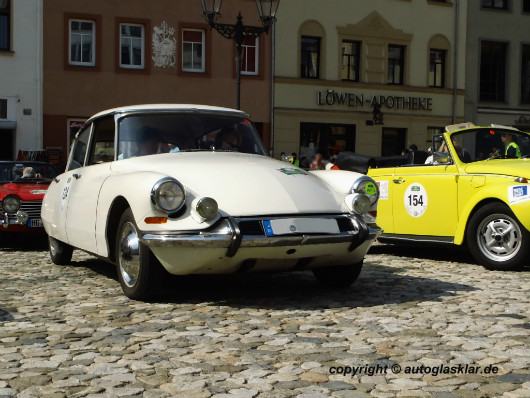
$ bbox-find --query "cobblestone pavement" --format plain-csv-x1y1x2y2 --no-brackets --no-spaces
1,237,529,398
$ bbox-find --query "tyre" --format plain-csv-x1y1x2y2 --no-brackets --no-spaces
116,208,161,300
313,261,363,287
467,203,529,271
48,236,73,265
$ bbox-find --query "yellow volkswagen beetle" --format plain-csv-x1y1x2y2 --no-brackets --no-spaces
347,123,529,271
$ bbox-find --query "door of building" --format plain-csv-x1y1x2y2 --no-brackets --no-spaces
381,127,406,157
0,129,14,160
299,122,356,161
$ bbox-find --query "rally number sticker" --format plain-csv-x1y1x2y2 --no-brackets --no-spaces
404,183,428,217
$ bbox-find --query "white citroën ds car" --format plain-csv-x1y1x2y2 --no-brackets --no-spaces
42,105,382,300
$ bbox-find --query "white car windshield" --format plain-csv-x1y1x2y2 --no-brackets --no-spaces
450,128,530,163
117,113,267,159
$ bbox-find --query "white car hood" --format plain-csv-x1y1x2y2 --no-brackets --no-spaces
110,152,346,216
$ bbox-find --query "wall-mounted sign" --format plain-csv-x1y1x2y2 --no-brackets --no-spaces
317,89,433,111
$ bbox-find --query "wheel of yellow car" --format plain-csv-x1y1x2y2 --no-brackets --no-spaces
312,262,363,287
467,203,529,271
48,236,73,265
116,208,161,300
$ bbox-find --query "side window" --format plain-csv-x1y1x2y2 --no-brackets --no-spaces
89,116,115,165
69,125,92,171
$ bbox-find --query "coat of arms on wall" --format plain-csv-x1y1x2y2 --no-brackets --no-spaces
152,21,177,68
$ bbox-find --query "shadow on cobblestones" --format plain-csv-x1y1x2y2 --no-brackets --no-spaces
0,233,48,251
369,242,474,263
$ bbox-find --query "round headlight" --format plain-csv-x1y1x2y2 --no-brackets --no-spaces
151,178,186,213
3,195,21,213
196,197,218,220
352,194,371,215
352,177,379,205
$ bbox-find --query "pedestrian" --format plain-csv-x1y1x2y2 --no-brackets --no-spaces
310,153,326,170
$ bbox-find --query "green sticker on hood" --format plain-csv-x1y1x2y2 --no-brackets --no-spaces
278,168,308,175
365,182,377,196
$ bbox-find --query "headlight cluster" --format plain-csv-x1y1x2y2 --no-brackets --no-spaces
2,195,21,214
352,176,379,205
151,178,186,213
346,176,379,215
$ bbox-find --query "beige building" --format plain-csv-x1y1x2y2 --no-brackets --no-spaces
43,0,273,167
272,0,467,160
464,0,530,132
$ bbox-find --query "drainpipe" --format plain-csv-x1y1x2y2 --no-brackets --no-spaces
269,21,275,157
452,0,459,124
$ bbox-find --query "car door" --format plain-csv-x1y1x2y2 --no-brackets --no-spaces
43,124,93,244
391,163,459,238
63,116,115,253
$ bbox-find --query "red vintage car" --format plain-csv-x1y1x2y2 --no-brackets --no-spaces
0,161,59,233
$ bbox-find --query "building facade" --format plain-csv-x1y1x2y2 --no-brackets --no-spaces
43,0,273,168
465,0,530,132
272,0,467,160
0,0,43,160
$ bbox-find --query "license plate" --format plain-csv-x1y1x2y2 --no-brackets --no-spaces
27,219,42,228
262,218,340,236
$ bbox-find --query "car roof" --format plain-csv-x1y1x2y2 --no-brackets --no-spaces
88,104,249,122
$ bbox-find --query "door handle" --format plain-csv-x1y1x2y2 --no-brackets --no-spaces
393,178,405,184
73,173,81,180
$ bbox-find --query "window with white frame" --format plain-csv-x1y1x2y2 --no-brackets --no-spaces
241,37,259,75
182,29,205,72
120,23,144,69
69,19,96,66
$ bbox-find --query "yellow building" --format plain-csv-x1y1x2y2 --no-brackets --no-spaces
272,0,467,160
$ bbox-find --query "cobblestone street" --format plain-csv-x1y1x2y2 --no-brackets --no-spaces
1,238,529,398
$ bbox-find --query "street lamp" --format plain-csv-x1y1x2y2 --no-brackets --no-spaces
200,0,280,109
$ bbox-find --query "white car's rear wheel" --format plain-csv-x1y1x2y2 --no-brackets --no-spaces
48,236,73,265
467,203,529,271
313,262,363,287
116,208,161,300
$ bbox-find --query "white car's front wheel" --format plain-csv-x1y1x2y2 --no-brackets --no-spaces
312,262,363,287
48,236,73,265
116,208,161,300
467,203,529,271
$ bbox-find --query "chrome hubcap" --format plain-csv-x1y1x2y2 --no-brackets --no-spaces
119,222,140,288
477,214,521,262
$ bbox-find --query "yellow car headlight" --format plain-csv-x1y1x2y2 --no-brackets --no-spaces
196,197,218,220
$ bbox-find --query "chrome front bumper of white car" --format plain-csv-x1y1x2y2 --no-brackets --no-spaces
140,214,381,257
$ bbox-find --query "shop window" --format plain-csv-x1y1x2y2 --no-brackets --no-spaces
480,41,507,101
182,29,205,73
299,122,356,164
382,128,407,157
241,37,258,76
522,45,530,103
481,0,508,9
429,49,446,88
301,36,320,79
341,40,360,82
0,0,10,51
69,19,96,66
388,45,405,85
120,23,144,69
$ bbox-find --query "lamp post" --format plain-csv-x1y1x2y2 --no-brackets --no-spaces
200,0,279,110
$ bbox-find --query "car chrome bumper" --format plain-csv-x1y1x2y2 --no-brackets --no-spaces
140,215,382,258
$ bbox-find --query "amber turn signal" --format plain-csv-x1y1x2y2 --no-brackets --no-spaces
144,217,168,224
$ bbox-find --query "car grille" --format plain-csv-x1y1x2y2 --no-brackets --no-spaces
20,200,42,218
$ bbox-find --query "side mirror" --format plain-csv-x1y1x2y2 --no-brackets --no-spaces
433,152,449,163
281,154,294,164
